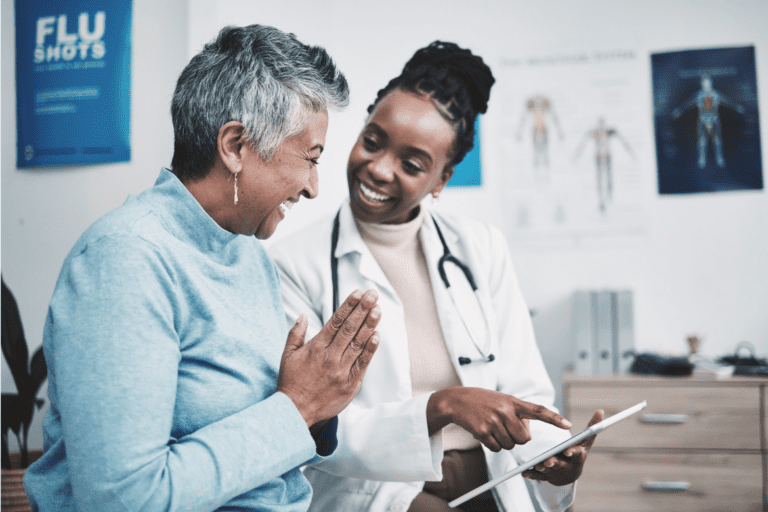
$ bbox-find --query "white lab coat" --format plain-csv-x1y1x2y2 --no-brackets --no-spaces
269,201,575,512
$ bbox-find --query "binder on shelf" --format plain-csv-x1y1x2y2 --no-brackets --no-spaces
615,290,635,374
594,290,614,373
571,291,593,374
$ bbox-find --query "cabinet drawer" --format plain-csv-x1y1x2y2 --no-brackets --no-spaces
572,452,764,512
566,384,762,449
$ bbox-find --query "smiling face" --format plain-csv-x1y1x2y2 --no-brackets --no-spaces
239,110,328,238
347,89,456,225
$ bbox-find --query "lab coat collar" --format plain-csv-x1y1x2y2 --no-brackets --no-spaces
333,201,365,260
333,201,398,300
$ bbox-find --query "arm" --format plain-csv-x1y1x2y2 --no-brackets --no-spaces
571,130,592,162
715,91,746,114
671,94,696,119
49,239,320,512
50,237,379,511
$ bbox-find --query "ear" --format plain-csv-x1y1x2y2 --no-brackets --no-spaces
217,121,247,175
431,166,454,197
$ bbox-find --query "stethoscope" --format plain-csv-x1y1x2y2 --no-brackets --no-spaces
331,209,495,365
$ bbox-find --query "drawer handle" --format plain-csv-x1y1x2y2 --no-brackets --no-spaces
642,481,690,492
640,414,688,424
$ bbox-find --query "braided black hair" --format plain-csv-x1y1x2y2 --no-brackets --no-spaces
367,41,495,168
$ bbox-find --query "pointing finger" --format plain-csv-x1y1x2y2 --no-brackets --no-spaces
517,401,572,430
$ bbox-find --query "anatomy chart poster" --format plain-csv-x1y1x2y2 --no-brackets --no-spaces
494,48,649,249
15,0,132,168
651,46,763,194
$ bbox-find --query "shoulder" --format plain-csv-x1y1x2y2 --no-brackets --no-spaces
430,210,505,254
61,197,180,288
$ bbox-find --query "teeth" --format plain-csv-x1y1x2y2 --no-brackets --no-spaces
360,182,391,202
279,200,294,214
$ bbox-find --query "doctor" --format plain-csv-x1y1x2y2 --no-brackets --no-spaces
269,41,603,512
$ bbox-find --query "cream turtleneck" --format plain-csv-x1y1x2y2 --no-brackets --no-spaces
355,207,479,451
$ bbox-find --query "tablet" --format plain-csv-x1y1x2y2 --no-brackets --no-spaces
448,400,648,508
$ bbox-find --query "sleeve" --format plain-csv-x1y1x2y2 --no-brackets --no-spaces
483,225,576,511
46,237,320,512
272,243,444,482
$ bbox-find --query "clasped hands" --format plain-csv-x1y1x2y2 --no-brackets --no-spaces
277,289,381,429
428,387,604,486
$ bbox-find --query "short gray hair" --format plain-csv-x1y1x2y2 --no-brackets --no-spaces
170,25,349,181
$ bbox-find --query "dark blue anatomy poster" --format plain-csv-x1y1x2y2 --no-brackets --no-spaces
651,46,762,194
15,0,132,168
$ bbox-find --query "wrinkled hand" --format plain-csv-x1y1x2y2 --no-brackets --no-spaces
522,409,604,486
278,289,380,428
427,387,573,452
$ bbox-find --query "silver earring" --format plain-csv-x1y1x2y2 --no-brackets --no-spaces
234,173,239,205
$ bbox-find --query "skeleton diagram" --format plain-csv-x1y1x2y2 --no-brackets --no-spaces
573,118,634,213
516,95,563,170
671,76,745,169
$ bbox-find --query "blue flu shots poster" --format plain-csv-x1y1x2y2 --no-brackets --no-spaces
15,0,132,168
651,46,763,194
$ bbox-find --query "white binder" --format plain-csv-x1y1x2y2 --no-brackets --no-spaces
594,290,614,373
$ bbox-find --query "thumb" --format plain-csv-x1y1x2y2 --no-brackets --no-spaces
578,409,605,450
587,409,604,428
283,314,308,358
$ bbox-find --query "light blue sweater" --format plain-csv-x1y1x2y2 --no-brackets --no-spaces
25,168,335,512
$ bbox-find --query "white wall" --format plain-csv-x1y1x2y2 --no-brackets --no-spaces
192,0,768,358
1,0,189,452
2,0,767,451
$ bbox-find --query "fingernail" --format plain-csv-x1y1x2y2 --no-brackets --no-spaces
294,314,305,325
562,418,573,428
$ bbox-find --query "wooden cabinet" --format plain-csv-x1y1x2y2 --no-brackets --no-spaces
564,374,768,512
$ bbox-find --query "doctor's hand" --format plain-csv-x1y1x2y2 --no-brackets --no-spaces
522,409,604,486
278,289,381,429
427,387,573,452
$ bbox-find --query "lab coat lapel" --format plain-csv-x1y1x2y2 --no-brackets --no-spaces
335,202,411,400
335,203,399,303
421,214,473,381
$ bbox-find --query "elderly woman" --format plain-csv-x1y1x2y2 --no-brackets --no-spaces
24,25,380,512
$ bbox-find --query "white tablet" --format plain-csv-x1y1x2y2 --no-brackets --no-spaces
448,400,648,508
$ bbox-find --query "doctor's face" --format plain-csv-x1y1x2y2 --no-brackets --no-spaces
347,89,455,225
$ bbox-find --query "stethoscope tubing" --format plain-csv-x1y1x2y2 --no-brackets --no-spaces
330,208,494,364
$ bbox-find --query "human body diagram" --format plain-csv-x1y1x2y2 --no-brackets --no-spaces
573,118,634,213
671,76,745,169
516,95,563,171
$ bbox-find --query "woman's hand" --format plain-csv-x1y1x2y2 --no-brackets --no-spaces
521,409,604,486
427,387,573,452
277,289,381,428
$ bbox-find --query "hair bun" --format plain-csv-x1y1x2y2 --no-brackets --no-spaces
402,41,494,114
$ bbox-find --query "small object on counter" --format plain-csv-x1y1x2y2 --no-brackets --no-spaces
629,353,693,377
716,341,768,376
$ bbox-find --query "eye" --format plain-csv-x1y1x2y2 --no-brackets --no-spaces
362,135,379,152
402,159,424,174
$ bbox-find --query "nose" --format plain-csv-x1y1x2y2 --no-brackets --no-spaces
303,166,319,200
368,153,396,183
